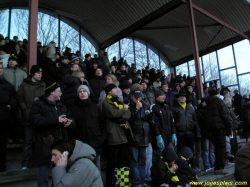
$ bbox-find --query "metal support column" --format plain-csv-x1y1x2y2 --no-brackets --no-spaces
187,0,203,99
232,45,240,94
119,40,121,59
158,50,161,70
58,15,61,48
79,27,81,52
187,62,190,77
133,37,136,67
215,51,222,88
8,7,12,37
146,41,149,66
27,0,39,74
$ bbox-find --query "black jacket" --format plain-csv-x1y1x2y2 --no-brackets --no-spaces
29,96,75,166
0,77,18,121
151,101,176,143
171,103,201,138
129,102,151,147
89,76,106,104
204,95,233,135
187,92,198,107
68,98,106,155
196,103,210,139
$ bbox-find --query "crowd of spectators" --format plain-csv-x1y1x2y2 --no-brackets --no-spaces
1,34,250,187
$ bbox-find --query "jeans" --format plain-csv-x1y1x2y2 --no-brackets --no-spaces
202,138,215,169
211,131,226,170
128,146,146,186
22,126,33,168
193,138,201,168
106,143,129,187
145,143,152,182
93,154,101,174
37,165,51,187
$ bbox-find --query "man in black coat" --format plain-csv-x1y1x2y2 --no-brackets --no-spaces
29,81,75,187
204,89,233,175
150,89,176,162
68,85,106,173
232,89,242,116
171,91,201,168
128,89,151,187
0,64,18,172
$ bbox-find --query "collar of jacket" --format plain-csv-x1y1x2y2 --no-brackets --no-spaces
76,98,92,106
178,101,186,110
24,76,45,86
40,96,63,107
94,75,103,80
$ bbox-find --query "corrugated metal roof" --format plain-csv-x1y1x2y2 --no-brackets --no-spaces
1,0,250,65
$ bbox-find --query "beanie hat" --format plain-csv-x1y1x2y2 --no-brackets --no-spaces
155,89,165,99
105,84,117,95
187,86,192,90
209,89,219,95
161,81,168,87
77,85,90,96
30,65,42,75
179,146,193,159
130,83,142,91
45,81,60,95
120,82,131,90
8,54,18,62
71,56,79,62
162,147,178,163
85,54,90,58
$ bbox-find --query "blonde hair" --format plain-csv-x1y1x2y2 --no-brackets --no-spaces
106,74,119,86
72,70,85,79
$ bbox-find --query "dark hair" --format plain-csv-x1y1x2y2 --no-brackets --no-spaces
50,139,75,158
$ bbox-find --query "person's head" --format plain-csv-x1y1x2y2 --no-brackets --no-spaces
15,44,20,51
179,146,193,160
13,36,18,42
234,89,238,95
120,64,126,71
0,38,5,46
155,89,166,103
8,54,18,68
91,62,98,69
5,37,9,43
140,81,147,91
18,41,23,46
61,56,69,64
113,56,116,61
95,68,103,77
133,68,137,74
209,89,220,97
120,82,131,95
85,54,91,60
104,60,110,67
30,65,42,82
65,47,71,54
104,52,108,56
130,89,143,103
50,140,75,166
161,147,178,165
223,91,230,98
111,65,116,73
43,45,48,51
45,82,61,101
77,85,90,100
72,70,85,83
22,63,27,72
94,54,98,58
71,56,80,65
175,83,180,91
224,98,232,108
105,84,118,97
162,82,169,92
143,77,149,84
71,64,79,72
176,91,188,104
187,86,193,93
161,70,165,75
106,74,117,85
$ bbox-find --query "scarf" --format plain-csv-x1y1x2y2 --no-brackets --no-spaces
161,156,179,182
178,101,186,110
107,95,128,129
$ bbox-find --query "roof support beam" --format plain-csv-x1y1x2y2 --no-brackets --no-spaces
181,0,250,40
139,23,220,30
100,0,184,49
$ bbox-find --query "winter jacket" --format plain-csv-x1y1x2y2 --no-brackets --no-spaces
47,43,56,59
102,97,133,145
17,76,45,125
12,50,27,67
89,76,106,104
233,93,242,115
0,54,10,67
3,67,27,91
98,87,123,110
163,91,171,106
204,95,233,135
122,92,130,105
142,89,155,109
153,81,161,89
229,108,238,131
187,92,198,107
196,103,210,139
151,101,176,143
68,98,106,155
0,77,18,121
54,62,71,86
169,90,179,107
52,140,103,187
171,103,201,138
129,102,150,147
29,96,75,166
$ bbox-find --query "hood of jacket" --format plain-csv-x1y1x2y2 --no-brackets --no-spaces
179,146,193,159
69,140,96,163
63,74,81,88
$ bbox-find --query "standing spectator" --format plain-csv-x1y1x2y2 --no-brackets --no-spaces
128,89,151,187
102,84,133,187
153,76,161,89
120,82,131,105
140,81,155,109
232,89,242,116
50,140,103,187
169,83,180,107
161,81,170,106
89,68,106,104
204,89,233,175
68,85,106,173
18,65,45,170
0,64,18,172
150,89,176,162
47,41,56,59
29,81,75,187
186,86,198,109
12,43,27,67
171,91,201,169
111,56,118,68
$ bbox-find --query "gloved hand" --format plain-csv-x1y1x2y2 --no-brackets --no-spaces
172,134,177,146
156,135,165,150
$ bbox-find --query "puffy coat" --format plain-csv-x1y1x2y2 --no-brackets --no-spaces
17,76,45,125
68,98,106,155
0,77,18,121
151,101,176,143
171,103,201,138
89,76,106,104
102,97,133,145
3,67,27,91
196,103,210,139
29,96,75,166
129,102,150,147
204,95,233,135
52,140,103,187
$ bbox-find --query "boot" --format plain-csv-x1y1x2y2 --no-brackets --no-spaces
214,169,228,175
